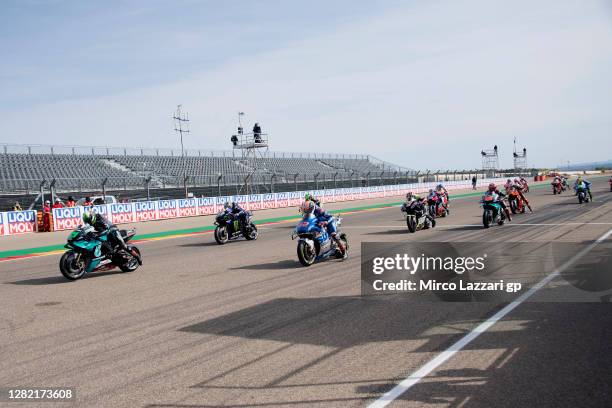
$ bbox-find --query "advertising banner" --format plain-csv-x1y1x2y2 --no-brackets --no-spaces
134,201,158,222
109,202,135,224
52,206,83,231
276,192,290,208
248,194,264,211
4,210,37,235
262,193,278,209
196,197,216,215
157,200,178,220
287,191,302,207
177,198,197,218
0,212,4,236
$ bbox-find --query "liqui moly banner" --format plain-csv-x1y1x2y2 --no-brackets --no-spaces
262,193,278,209
324,189,336,203
234,195,249,210
287,191,302,207
1,210,37,235
177,199,197,217
52,206,83,231
197,197,216,215
248,194,264,211
158,200,178,220
135,201,158,222
109,203,135,224
276,192,290,207
216,196,234,208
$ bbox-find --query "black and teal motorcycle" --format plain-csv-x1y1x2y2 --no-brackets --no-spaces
59,225,142,280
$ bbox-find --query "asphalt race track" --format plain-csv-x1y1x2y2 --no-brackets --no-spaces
1,178,611,407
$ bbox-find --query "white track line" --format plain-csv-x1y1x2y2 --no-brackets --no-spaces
368,226,612,408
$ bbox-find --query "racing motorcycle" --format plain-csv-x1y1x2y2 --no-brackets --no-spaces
576,184,590,204
292,214,348,266
480,195,506,228
59,225,141,280
428,193,449,218
402,199,435,233
507,186,526,214
551,179,564,195
214,210,258,244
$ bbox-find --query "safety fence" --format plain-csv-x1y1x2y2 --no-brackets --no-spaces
0,178,505,236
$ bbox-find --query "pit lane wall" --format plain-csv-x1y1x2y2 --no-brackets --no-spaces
0,178,504,236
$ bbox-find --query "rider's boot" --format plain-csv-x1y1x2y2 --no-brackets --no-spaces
588,190,593,200
333,235,348,259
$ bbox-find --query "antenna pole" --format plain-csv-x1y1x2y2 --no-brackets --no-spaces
173,105,190,198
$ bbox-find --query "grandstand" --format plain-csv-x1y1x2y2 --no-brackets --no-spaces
0,144,417,201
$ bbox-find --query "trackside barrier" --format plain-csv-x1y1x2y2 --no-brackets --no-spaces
0,210,38,236
1,178,506,235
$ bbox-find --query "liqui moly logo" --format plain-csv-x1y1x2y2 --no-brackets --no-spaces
158,200,178,219
110,203,135,224
262,193,277,209
287,192,301,207
0,213,4,235
178,199,197,217
196,197,216,215
324,189,336,202
135,201,158,221
5,210,37,235
276,192,289,207
216,196,233,206
248,194,263,210
53,207,83,231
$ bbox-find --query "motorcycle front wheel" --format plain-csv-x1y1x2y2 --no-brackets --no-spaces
119,246,141,272
214,226,229,245
297,240,316,266
59,251,87,280
244,223,258,240
406,216,417,233
483,210,492,228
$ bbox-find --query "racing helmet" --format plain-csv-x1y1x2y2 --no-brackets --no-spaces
305,193,313,201
223,202,231,209
488,182,496,191
406,192,414,200
300,201,315,214
82,209,96,225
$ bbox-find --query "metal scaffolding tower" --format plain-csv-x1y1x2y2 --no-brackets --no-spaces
481,145,500,173
513,138,528,170
230,113,270,195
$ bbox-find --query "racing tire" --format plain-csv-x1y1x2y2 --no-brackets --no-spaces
244,223,258,240
335,233,349,259
119,246,141,272
483,210,492,229
406,216,417,233
297,240,316,266
510,200,518,214
578,193,584,204
214,226,229,245
59,251,87,280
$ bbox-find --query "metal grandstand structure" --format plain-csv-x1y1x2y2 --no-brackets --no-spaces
513,139,528,170
481,145,500,175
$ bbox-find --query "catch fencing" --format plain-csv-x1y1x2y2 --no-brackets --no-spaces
0,178,504,236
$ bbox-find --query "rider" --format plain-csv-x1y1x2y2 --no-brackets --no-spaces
401,192,435,224
223,201,247,226
304,192,321,207
82,208,142,264
510,178,532,211
435,183,449,214
484,182,512,221
574,176,593,200
519,176,529,191
300,200,347,257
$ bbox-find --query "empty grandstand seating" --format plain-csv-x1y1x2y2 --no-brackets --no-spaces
0,146,405,193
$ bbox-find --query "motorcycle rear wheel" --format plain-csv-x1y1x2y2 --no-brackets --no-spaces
59,251,87,280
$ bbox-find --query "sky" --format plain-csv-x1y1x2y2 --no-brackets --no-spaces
1,0,611,170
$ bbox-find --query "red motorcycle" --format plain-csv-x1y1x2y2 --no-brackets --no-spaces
428,193,449,217
552,179,564,195
507,186,526,214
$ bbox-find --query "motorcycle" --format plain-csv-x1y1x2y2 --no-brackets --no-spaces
428,193,449,218
576,185,590,204
292,214,348,266
507,186,526,214
59,225,141,280
214,210,258,244
402,199,435,233
481,195,506,228
551,179,564,195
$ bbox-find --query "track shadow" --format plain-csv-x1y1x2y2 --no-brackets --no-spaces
231,259,301,270
439,225,483,231
178,241,221,248
8,270,121,285
364,228,410,236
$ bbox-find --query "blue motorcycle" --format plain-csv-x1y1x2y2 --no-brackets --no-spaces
291,214,348,266
59,225,141,280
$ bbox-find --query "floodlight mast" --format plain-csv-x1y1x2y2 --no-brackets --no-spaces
173,105,190,198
